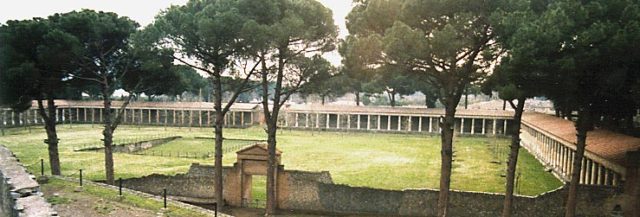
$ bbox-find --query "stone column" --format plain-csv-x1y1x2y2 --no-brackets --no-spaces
305,113,309,128
165,110,168,125
591,161,598,185
580,158,586,184
182,110,186,126
418,117,423,132
347,114,351,129
326,114,329,128
559,146,565,176
241,112,245,126
357,114,361,129
471,118,475,134
207,111,211,126
100,108,103,122
295,113,299,127
460,118,465,134
377,115,381,130
387,115,391,131
315,113,320,128
597,165,604,185
397,116,401,131
482,119,486,134
337,114,341,129
284,112,288,127
367,115,371,130
503,120,508,135
429,117,433,133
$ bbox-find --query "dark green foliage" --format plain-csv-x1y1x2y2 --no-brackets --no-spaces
0,18,78,110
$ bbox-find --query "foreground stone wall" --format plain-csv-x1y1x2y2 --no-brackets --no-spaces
280,178,622,217
121,163,625,216
120,164,235,204
0,146,56,217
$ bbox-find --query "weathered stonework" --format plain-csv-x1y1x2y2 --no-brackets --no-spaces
121,162,627,216
76,136,180,153
0,145,57,217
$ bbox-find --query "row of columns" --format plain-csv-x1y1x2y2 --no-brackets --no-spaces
0,109,44,126
521,124,621,186
0,108,256,128
284,112,511,135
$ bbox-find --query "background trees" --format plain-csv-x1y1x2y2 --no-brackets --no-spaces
0,18,79,175
345,0,501,215
485,0,640,216
242,0,337,214
49,9,181,184
151,0,264,210
530,1,640,215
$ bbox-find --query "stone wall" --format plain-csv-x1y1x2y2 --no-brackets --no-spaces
0,146,56,217
119,163,625,216
77,136,180,153
281,179,623,217
120,164,232,204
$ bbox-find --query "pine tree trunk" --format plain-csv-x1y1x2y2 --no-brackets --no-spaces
38,97,61,175
564,109,591,217
355,91,360,106
214,114,224,211
102,92,115,185
464,87,469,109
321,95,325,105
425,95,437,108
212,74,226,212
390,93,396,107
437,98,456,217
265,118,278,215
502,98,526,217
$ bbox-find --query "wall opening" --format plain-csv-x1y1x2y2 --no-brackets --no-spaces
249,175,267,208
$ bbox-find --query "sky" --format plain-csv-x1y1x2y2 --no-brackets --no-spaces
0,0,353,65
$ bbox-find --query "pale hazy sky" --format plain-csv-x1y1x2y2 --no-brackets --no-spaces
0,0,353,65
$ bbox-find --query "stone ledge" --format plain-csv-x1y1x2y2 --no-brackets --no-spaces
0,145,57,217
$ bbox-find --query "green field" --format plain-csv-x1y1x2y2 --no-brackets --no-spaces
137,138,258,158
0,124,562,196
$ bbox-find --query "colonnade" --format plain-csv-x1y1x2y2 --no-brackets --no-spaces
521,124,623,186
0,107,256,128
282,112,514,135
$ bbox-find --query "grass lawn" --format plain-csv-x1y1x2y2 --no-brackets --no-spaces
41,177,211,217
138,138,258,157
0,124,562,197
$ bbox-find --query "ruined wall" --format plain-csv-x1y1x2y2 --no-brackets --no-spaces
112,136,180,153
277,171,624,217
120,163,624,216
0,146,56,217
77,136,180,153
120,163,238,204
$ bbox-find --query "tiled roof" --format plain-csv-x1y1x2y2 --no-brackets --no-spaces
523,112,640,167
34,100,260,111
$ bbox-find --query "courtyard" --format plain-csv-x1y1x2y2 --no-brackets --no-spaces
0,124,561,200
